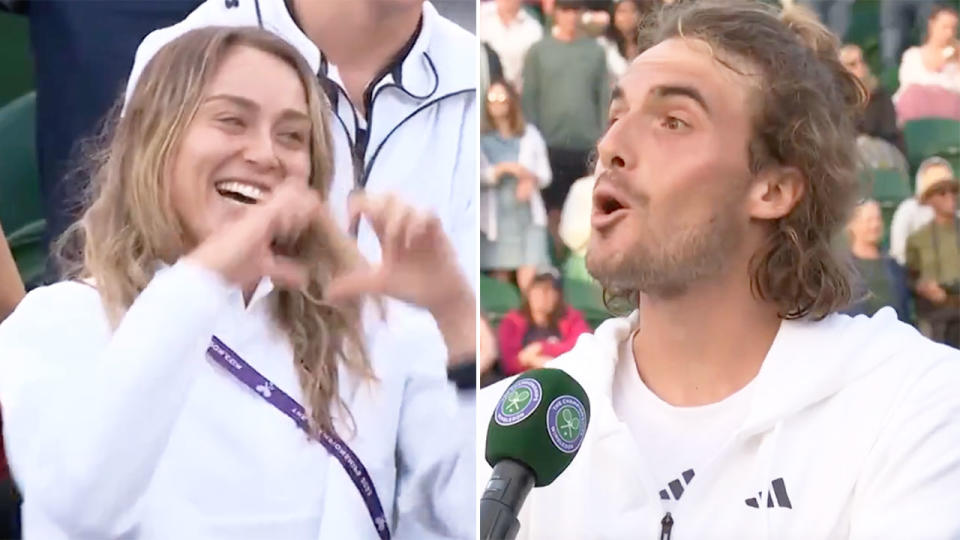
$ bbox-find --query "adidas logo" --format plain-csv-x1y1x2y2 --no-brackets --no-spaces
659,468,695,501
745,477,792,509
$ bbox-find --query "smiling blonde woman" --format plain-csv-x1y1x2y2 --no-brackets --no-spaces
0,27,475,540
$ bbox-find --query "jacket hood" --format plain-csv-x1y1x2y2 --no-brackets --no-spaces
551,306,922,439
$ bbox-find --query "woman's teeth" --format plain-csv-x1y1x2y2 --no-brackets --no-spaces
215,181,265,204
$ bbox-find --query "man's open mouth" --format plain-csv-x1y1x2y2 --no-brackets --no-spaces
215,180,269,205
594,190,626,215
591,184,631,230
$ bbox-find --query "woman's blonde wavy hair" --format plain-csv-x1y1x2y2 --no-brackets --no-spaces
604,0,866,320
56,26,371,437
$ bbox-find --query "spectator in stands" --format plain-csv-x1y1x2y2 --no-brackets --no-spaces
890,157,955,264
894,4,960,123
0,27,476,538
840,44,907,155
479,0,544,90
801,0,853,40
0,223,22,540
523,0,610,259
843,200,911,321
0,223,21,537
497,268,590,375
881,0,940,72
0,221,24,322
481,80,553,292
906,158,959,347
599,0,647,79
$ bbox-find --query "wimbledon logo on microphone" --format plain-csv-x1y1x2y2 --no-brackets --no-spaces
547,396,587,453
495,379,542,426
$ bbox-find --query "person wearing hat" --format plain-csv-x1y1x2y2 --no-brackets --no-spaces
496,267,591,376
906,157,960,347
522,0,610,260
889,156,959,265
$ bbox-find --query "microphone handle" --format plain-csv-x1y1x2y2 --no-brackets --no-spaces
479,459,535,540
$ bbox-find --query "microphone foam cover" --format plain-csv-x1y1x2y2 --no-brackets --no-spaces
485,368,591,487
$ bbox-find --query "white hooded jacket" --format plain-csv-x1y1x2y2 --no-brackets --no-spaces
0,261,475,540
478,308,960,539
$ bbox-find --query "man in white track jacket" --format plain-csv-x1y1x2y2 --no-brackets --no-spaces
478,2,960,538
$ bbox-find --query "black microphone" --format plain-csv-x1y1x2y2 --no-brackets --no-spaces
480,368,591,540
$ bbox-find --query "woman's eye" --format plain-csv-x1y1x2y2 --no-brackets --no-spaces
280,131,306,144
217,116,244,128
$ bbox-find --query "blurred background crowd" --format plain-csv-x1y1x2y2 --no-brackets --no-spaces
477,0,960,387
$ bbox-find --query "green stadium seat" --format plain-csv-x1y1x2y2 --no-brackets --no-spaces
480,273,521,325
845,0,880,49
903,118,960,174
859,167,911,249
10,241,45,287
0,12,35,106
861,168,912,205
561,254,611,328
563,278,609,330
0,92,47,285
561,253,593,283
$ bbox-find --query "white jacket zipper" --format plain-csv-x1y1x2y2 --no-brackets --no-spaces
659,511,674,540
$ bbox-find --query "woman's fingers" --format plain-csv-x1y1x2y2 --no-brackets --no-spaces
404,213,429,250
262,253,309,290
347,192,389,237
326,268,386,301
381,197,410,255
350,192,432,254
254,184,322,261
405,211,442,252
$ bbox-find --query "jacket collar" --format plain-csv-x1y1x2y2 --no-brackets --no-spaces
151,262,275,311
281,1,473,104
536,312,632,447
126,1,472,111
556,307,913,442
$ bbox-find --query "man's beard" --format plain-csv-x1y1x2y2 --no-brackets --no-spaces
586,204,743,299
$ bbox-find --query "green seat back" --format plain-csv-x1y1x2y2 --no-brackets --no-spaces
845,1,880,49
0,92,47,283
862,168,912,205
859,168,911,250
561,253,593,283
0,92,43,235
10,241,45,287
562,278,610,330
0,12,34,106
903,118,960,173
480,274,521,325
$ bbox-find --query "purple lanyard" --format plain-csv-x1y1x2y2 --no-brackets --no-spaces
207,336,390,540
